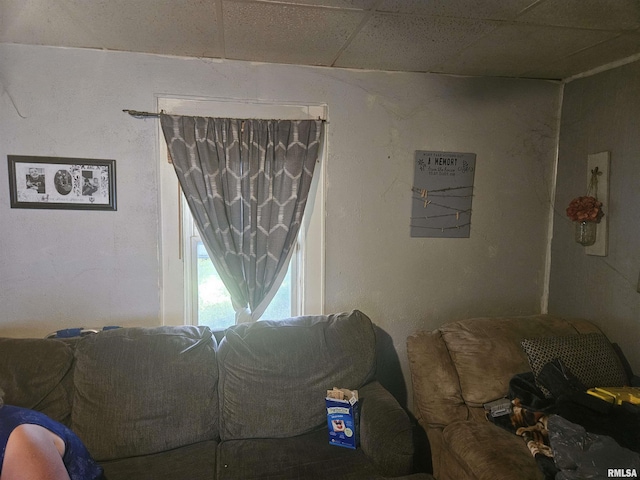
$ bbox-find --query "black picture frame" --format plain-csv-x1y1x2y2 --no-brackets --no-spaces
8,156,117,211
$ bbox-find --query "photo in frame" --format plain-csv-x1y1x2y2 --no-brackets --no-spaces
8,156,116,210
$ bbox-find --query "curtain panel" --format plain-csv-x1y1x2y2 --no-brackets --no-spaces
160,115,323,323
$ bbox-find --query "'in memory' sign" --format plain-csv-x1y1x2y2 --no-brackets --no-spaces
410,151,476,238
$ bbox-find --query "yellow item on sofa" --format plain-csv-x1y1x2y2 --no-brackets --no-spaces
586,387,640,405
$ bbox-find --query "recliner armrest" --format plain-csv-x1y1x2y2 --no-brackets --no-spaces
358,381,413,477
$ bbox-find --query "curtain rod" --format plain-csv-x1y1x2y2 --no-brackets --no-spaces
122,109,326,121
123,109,161,118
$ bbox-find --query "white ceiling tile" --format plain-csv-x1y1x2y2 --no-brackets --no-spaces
516,0,640,30
335,13,499,71
223,0,365,66
432,23,620,78
377,0,537,20
0,0,223,57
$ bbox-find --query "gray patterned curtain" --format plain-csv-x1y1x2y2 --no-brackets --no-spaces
160,115,323,323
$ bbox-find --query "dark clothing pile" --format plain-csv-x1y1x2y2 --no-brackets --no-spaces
489,360,640,480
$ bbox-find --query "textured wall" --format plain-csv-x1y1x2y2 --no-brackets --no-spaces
0,43,562,407
549,60,640,374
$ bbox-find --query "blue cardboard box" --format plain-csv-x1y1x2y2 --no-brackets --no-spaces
326,388,359,449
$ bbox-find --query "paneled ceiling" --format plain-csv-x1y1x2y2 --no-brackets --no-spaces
2,0,640,80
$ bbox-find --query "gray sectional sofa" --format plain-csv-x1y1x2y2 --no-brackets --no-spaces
0,310,431,480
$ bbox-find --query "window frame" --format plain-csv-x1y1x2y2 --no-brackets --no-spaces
157,96,326,327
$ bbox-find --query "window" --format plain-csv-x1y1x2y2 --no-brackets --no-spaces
182,197,297,330
158,97,325,329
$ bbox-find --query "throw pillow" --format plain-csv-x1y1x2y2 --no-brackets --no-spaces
521,333,627,398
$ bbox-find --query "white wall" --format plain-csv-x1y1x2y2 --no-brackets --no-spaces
0,43,562,406
549,60,640,374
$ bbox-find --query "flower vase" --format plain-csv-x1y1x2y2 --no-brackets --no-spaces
575,220,597,246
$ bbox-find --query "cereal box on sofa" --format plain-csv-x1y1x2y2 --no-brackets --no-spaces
326,387,359,449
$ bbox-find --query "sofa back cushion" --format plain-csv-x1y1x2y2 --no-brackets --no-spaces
409,314,607,428
439,315,599,407
217,310,376,440
0,337,74,425
72,326,218,461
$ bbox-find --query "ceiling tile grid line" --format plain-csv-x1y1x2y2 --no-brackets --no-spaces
328,0,386,67
217,0,227,59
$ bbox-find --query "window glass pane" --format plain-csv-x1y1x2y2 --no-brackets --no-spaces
196,242,234,330
262,265,292,321
196,241,292,330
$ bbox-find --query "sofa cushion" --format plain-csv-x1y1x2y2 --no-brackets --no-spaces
521,332,628,397
443,421,544,480
100,440,217,480
217,310,376,440
439,315,594,407
217,428,384,480
0,337,74,425
72,326,218,461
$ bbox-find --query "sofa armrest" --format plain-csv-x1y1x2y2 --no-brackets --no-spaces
359,381,413,477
